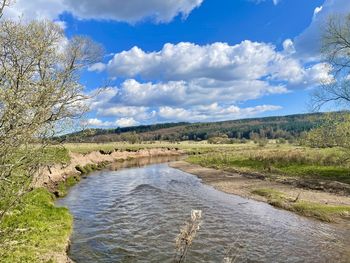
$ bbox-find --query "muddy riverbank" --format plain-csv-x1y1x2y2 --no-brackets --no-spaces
170,161,350,223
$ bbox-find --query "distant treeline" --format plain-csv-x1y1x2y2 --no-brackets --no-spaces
60,113,331,143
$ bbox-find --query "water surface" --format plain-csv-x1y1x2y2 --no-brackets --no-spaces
57,159,350,262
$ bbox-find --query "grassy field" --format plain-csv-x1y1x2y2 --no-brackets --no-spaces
63,141,248,154
0,189,72,263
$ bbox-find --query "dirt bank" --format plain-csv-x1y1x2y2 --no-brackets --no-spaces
170,161,350,222
35,148,184,192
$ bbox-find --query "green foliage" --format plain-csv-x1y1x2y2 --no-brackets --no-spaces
303,112,350,149
40,147,70,165
0,188,73,262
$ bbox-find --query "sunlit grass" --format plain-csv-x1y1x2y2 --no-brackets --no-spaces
63,141,252,154
187,144,350,184
0,188,72,263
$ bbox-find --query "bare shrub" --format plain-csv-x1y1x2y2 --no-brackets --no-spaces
174,210,202,263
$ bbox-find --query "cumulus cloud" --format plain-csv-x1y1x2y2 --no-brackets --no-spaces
84,117,139,127
115,117,139,127
108,78,287,107
158,104,282,122
4,0,203,23
84,40,334,126
105,41,332,87
106,41,279,81
84,79,284,126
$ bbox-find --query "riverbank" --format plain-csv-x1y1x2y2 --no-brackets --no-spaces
1,147,184,263
170,161,350,223
35,147,184,195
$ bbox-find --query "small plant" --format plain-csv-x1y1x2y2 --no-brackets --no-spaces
174,210,202,263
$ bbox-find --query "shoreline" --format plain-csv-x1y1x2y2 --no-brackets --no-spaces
169,161,350,224
35,148,184,193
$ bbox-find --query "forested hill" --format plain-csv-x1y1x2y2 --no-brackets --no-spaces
62,112,331,142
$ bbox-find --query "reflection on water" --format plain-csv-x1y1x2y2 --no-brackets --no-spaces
57,160,350,263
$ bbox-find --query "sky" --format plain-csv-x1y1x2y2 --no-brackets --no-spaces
4,0,350,127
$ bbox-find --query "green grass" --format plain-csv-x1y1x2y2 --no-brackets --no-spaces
187,144,350,184
56,176,81,197
41,147,70,165
63,141,251,154
0,188,72,263
251,188,350,222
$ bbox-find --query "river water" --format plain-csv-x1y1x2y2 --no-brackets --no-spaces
57,157,350,263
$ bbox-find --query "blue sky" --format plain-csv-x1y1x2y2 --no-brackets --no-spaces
5,0,350,127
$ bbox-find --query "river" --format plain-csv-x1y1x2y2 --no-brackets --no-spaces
57,157,350,263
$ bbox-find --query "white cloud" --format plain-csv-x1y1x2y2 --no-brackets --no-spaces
282,39,295,55
115,117,139,127
85,78,285,125
158,104,282,122
109,78,287,107
98,106,148,117
107,41,280,81
88,62,106,72
83,118,109,127
84,39,333,126
313,6,323,17
106,41,329,88
83,117,139,127
4,0,203,23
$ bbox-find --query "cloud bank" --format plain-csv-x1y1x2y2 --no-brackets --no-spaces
85,40,332,127
4,0,203,23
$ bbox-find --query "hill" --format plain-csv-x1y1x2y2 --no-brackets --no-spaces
61,112,330,143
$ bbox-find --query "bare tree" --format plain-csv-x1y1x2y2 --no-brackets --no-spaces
306,15,350,152
312,15,350,110
0,0,11,19
0,19,103,219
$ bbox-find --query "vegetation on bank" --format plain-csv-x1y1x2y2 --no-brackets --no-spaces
187,144,350,185
251,188,350,222
63,141,242,154
0,189,73,263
